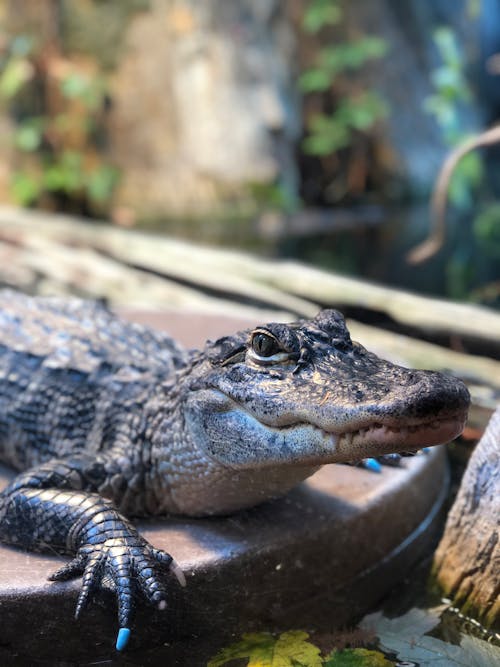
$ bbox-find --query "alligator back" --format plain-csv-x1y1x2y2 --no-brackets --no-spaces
0,291,188,470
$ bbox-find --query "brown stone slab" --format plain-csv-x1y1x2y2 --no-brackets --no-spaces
0,310,450,665
0,450,448,665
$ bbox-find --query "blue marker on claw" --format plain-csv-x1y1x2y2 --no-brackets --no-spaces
363,457,382,473
116,627,131,651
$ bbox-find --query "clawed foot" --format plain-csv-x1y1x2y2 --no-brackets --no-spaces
49,537,185,651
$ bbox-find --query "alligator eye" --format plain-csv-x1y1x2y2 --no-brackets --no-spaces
252,332,280,357
248,329,295,367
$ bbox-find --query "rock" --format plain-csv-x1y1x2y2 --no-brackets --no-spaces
107,0,300,219
433,407,500,629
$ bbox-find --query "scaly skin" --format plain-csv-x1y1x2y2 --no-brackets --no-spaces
0,291,470,649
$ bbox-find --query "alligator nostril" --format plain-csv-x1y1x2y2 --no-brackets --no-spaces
412,374,470,417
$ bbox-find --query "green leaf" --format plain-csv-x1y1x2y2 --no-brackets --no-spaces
447,151,483,209
336,93,389,130
60,73,91,99
14,123,43,152
473,203,500,257
207,633,276,666
303,0,342,33
43,164,68,192
60,72,105,110
303,124,351,155
315,48,342,78
424,27,474,143
430,67,462,93
43,151,84,194
208,631,322,667
434,27,462,68
319,39,388,76
298,69,332,93
86,165,119,203
430,67,470,102
11,171,41,205
0,57,33,98
423,96,456,127
323,648,394,666
272,631,322,667
356,37,389,60
455,150,483,185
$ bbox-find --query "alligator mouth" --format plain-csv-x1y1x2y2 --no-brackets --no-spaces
207,390,468,466
254,409,468,465
333,412,467,460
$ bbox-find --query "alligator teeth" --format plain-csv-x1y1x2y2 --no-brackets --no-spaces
312,416,455,446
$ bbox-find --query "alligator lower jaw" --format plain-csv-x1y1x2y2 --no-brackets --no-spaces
333,413,468,461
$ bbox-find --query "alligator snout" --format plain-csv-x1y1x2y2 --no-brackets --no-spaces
406,370,470,421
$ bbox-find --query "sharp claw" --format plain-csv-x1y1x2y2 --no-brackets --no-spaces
48,555,85,581
150,548,185,586
75,587,89,620
170,557,186,587
116,627,131,651
74,555,101,620
362,457,382,473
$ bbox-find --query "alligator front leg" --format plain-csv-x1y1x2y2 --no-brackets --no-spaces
0,457,185,651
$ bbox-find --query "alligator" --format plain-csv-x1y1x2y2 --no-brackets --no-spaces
0,291,470,651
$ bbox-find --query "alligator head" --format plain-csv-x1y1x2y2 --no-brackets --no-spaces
175,310,469,514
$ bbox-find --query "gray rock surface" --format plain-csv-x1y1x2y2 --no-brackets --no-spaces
108,0,300,218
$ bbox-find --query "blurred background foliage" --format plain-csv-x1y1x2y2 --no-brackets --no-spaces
0,4,119,215
299,0,389,202
0,0,498,307
299,0,389,157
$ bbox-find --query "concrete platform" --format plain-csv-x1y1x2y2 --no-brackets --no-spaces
0,310,450,665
